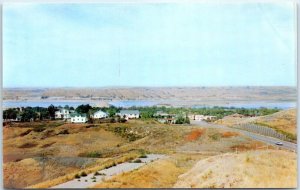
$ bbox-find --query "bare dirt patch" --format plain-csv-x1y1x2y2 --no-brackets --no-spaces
186,129,206,141
221,131,239,138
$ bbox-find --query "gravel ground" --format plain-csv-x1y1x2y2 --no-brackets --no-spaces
52,154,167,188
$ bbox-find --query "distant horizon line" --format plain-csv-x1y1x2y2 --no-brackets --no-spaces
2,85,297,89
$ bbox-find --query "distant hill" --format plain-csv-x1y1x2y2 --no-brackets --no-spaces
3,86,297,103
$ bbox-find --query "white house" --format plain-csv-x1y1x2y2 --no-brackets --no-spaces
55,108,71,120
70,113,88,123
117,110,140,120
188,114,217,121
92,110,108,119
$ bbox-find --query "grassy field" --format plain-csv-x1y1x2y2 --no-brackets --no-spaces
3,119,296,188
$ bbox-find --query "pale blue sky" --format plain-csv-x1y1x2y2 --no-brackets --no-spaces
3,3,296,87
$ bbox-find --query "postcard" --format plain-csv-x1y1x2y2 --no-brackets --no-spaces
2,1,297,188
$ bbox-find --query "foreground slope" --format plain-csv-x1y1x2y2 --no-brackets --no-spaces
174,150,297,188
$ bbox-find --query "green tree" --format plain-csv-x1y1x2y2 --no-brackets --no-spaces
21,108,38,122
3,108,19,120
76,104,92,114
47,104,57,120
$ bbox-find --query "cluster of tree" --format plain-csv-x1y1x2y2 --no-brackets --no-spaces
4,106,52,122
130,106,280,120
3,104,122,122
3,104,280,123
175,115,190,124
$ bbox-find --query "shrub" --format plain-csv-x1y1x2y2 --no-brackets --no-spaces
18,142,38,148
94,171,100,176
133,159,142,163
84,151,102,158
74,174,80,179
209,133,221,141
81,172,87,177
57,129,69,135
139,154,147,158
93,180,96,182
120,118,127,123
33,126,46,132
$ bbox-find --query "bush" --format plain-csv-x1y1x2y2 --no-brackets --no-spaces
81,171,87,177
57,129,69,135
110,118,116,123
133,159,142,163
33,126,46,132
120,118,127,123
139,154,147,158
75,174,80,179
84,151,102,158
94,171,100,176
210,133,221,141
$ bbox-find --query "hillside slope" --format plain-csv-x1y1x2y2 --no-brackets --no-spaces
215,109,297,137
254,109,296,135
174,150,297,188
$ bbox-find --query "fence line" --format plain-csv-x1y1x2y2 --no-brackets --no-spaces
234,123,287,141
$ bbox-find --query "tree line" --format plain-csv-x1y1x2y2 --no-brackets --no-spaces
3,104,280,122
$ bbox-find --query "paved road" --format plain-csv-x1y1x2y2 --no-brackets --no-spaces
191,121,297,152
52,154,167,188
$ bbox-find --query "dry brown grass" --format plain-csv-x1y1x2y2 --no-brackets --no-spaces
3,123,126,162
230,141,270,151
254,109,297,135
221,131,239,138
215,109,297,142
174,150,297,188
28,152,139,189
4,158,43,188
3,120,275,189
93,159,184,188
92,153,209,188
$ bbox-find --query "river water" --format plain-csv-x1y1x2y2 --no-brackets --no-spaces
2,100,296,109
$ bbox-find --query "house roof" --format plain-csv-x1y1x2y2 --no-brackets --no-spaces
70,112,87,117
119,110,140,115
94,110,107,115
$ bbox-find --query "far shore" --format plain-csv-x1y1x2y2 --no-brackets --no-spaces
2,98,296,109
